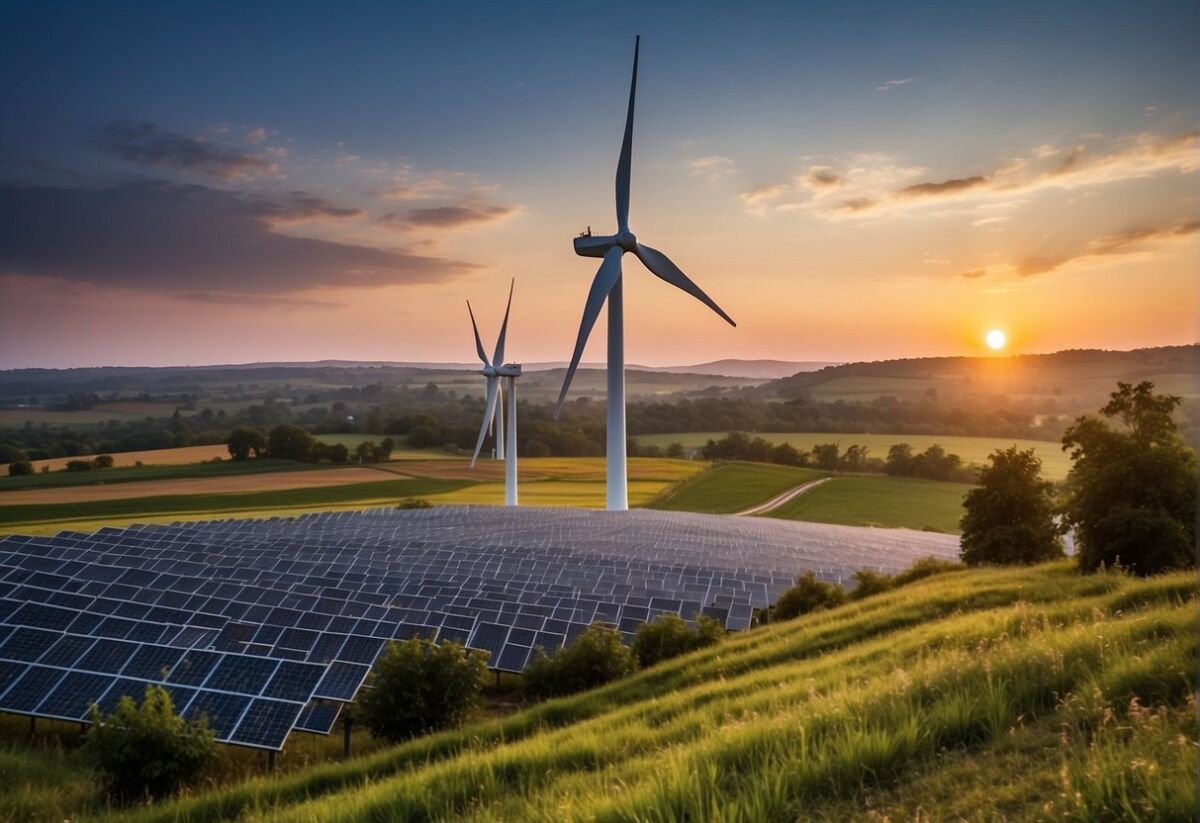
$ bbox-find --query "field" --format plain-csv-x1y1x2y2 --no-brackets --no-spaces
0,402,179,428
4,561,1191,822
647,462,828,514
766,475,973,533
636,431,1074,479
0,458,323,492
26,444,235,472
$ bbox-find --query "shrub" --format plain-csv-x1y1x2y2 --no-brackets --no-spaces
84,685,216,801
226,427,267,460
358,638,487,743
93,454,114,468
773,571,847,620
65,459,95,472
397,498,432,510
7,460,33,476
524,623,636,699
890,556,964,587
1080,506,1193,576
848,569,893,600
960,446,1063,566
632,614,724,669
266,424,316,462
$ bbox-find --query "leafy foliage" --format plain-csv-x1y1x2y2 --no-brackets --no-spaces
848,569,893,600
959,446,1063,566
358,638,488,743
1062,381,1197,575
226,427,266,460
265,424,316,461
772,571,847,620
84,685,216,802
632,614,724,669
524,623,636,699
889,556,964,587
7,459,33,476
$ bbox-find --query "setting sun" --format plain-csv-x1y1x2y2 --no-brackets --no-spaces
986,329,1007,351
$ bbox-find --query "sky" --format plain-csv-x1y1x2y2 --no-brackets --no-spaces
0,0,1197,369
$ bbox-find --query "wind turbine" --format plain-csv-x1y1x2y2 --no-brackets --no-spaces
554,35,735,511
468,280,522,507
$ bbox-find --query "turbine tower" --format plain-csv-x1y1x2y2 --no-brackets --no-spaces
469,280,522,507
555,36,735,510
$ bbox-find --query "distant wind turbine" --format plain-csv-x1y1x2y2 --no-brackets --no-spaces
555,35,736,511
468,280,522,507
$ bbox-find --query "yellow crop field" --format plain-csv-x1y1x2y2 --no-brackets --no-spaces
28,444,233,472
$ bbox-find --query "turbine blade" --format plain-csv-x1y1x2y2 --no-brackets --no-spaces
615,35,639,232
635,243,736,327
467,301,490,366
492,278,514,366
555,247,624,418
471,377,500,467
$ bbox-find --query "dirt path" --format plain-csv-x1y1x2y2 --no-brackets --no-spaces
734,477,831,516
1,467,403,505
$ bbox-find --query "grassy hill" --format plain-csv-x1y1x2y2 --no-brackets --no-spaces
765,475,972,533
647,462,827,514
6,562,1187,822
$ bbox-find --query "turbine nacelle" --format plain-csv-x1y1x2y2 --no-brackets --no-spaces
494,363,522,378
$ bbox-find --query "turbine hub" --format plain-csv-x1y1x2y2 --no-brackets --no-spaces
617,229,637,251
481,365,496,377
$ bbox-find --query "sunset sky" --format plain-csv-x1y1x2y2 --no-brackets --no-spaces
1,0,1196,369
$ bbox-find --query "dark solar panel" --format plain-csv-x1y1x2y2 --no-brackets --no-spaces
121,645,184,680
229,699,303,750
0,627,60,662
38,671,113,720
295,701,341,734
262,660,324,703
39,634,96,668
204,655,278,695
167,650,222,686
0,665,66,713
184,691,251,737
77,639,140,674
312,661,369,702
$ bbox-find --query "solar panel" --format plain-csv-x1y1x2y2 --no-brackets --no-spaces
295,701,341,734
312,661,370,702
184,691,251,737
38,671,113,721
229,699,303,749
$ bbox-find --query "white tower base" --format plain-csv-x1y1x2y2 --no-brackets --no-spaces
505,376,518,507
606,276,628,511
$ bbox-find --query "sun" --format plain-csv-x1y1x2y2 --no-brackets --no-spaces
985,329,1007,351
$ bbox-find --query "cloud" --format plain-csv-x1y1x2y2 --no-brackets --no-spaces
245,126,268,143
384,203,518,229
687,155,735,181
0,180,477,295
897,175,988,198
800,166,842,189
177,291,343,309
960,268,987,279
875,77,917,92
739,183,787,213
98,121,276,180
988,218,1200,279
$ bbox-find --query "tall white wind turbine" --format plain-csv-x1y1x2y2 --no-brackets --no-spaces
554,36,735,511
468,280,522,507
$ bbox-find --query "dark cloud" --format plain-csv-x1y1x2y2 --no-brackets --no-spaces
898,175,988,198
960,268,986,279
0,180,477,294
98,121,273,179
806,168,841,187
389,204,517,229
835,197,875,213
1015,219,1199,277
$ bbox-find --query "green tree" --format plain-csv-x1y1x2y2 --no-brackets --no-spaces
1061,381,1197,575
524,623,636,699
811,443,840,471
632,614,724,669
773,571,846,620
267,424,316,461
93,454,114,469
665,441,686,459
358,638,487,743
959,447,1063,566
7,460,33,476
848,569,893,600
770,441,805,466
226,427,267,460
885,443,914,476
84,685,216,801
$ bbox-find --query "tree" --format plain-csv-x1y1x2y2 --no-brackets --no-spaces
1061,381,1197,575
267,424,316,461
227,427,267,460
632,614,723,668
811,443,840,471
848,569,893,600
7,460,33,476
358,638,487,743
770,441,806,466
959,447,1063,566
772,571,846,620
84,685,216,801
93,454,114,469
885,443,914,476
524,623,636,699
665,442,686,459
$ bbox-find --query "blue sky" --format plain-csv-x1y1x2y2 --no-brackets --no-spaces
1,0,1196,367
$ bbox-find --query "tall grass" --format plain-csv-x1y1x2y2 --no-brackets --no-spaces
59,562,1193,823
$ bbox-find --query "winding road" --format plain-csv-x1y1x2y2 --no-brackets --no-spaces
734,477,831,516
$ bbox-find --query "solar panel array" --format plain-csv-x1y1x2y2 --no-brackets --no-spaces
0,506,959,750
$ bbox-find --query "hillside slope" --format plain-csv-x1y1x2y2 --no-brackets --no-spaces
96,563,1195,823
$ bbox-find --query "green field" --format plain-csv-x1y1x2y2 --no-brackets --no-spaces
648,462,827,514
314,433,456,460
0,477,470,528
7,562,1189,822
766,475,972,533
636,431,1074,479
0,458,321,493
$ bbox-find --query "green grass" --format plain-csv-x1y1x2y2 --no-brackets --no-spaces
636,431,1074,480
0,477,471,527
766,475,972,533
0,458,321,493
17,562,1181,823
647,462,828,514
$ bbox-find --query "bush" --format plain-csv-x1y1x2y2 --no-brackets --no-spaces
848,569,893,600
84,685,216,801
524,623,636,699
773,571,847,620
226,427,267,460
397,498,432,509
7,460,33,476
890,556,964,587
960,446,1063,566
1079,506,1193,576
65,459,95,472
266,424,316,462
632,614,724,668
93,454,114,468
358,638,487,743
